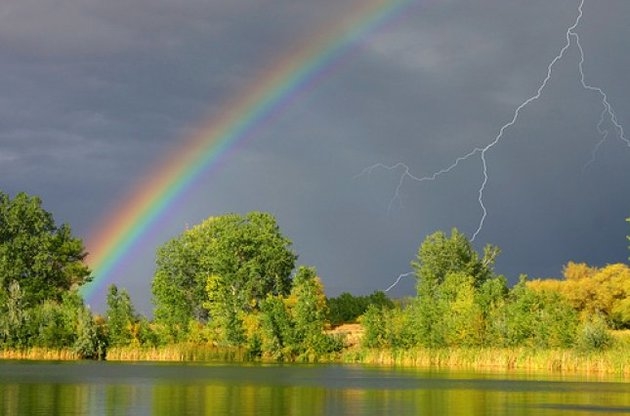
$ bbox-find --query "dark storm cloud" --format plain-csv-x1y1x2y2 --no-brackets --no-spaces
1,0,629,312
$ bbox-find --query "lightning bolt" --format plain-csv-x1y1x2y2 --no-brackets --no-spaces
384,271,414,292
362,0,629,292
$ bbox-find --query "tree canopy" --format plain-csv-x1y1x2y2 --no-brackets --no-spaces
405,229,509,348
412,228,499,288
106,284,136,347
0,191,91,305
152,212,297,340
327,291,394,326
1,189,627,362
528,262,630,329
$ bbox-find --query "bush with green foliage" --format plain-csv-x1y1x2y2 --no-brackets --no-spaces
0,283,104,357
494,277,578,348
74,306,107,359
360,304,387,349
251,266,341,361
576,314,614,352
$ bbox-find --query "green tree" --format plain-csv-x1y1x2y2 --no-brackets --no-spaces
74,306,105,359
327,291,394,326
412,228,498,288
476,275,508,345
154,212,296,341
105,285,136,347
382,305,417,349
0,285,103,356
441,272,484,346
327,293,364,326
0,281,30,347
256,266,341,361
152,233,207,341
360,304,387,349
199,212,297,309
289,266,328,356
410,229,501,347
30,299,73,348
259,295,294,360
413,274,448,347
204,274,246,346
495,277,578,348
0,192,91,305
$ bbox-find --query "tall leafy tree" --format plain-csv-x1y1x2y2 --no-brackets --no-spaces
0,281,29,347
289,266,327,352
256,266,341,360
439,272,484,346
412,228,498,288
0,191,91,305
106,284,136,347
153,212,297,339
411,229,503,347
204,274,247,346
74,306,105,359
258,295,294,360
475,275,508,345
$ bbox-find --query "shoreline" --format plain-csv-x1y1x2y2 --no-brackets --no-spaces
2,345,629,377
342,347,630,376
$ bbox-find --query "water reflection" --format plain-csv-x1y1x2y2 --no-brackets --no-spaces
0,362,628,415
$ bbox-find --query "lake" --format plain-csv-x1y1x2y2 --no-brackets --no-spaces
0,361,629,415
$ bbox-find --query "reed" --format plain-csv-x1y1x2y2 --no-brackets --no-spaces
2,333,628,377
106,344,341,363
343,346,630,376
0,348,78,361
106,344,248,362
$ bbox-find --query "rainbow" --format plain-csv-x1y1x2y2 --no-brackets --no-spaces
81,0,416,302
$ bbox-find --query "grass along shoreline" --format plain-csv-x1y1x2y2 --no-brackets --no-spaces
105,344,249,362
342,347,630,375
3,329,630,375
0,348,79,361
3,344,629,376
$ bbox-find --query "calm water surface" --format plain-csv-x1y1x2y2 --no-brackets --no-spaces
0,361,629,415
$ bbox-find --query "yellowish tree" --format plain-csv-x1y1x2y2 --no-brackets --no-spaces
529,262,630,328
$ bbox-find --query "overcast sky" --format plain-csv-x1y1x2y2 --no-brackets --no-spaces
2,0,629,313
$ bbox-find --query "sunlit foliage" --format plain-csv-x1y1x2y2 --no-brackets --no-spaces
0,191,101,357
0,191,91,304
528,262,630,329
106,284,136,347
153,212,297,342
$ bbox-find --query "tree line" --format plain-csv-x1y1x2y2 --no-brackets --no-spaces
360,229,628,352
1,190,629,360
0,192,104,358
